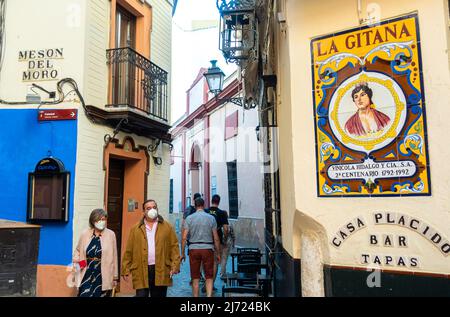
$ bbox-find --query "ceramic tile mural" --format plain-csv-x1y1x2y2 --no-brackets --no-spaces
311,14,430,197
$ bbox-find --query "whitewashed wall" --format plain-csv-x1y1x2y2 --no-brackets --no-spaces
209,103,264,219
209,106,230,211
188,79,205,115
0,0,87,103
146,0,173,123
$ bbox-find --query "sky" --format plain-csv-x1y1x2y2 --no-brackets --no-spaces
171,0,236,124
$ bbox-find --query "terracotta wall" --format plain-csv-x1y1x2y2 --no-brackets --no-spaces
37,265,77,297
110,0,152,58
104,138,149,295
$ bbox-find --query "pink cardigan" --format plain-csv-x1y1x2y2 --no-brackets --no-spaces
72,228,118,291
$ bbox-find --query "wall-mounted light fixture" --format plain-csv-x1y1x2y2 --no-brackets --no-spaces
148,139,163,166
104,118,128,146
147,139,173,166
216,0,257,65
204,60,245,108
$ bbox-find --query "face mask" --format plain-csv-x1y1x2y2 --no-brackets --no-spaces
147,208,158,220
95,220,106,231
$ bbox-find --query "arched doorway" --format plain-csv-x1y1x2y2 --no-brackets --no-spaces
104,136,150,295
189,143,202,198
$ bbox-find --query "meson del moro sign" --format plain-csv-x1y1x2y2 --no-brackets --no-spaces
311,14,430,197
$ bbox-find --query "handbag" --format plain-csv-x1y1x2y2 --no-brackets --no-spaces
111,282,120,297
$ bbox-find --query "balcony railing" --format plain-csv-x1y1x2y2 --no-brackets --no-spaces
106,47,168,122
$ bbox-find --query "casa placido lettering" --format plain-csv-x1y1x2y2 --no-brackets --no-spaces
331,212,450,257
19,48,64,82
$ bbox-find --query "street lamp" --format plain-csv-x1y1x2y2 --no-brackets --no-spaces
204,60,244,107
217,0,257,65
204,60,225,96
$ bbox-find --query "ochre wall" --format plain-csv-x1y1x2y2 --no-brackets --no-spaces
109,0,152,58
278,0,450,277
37,265,77,297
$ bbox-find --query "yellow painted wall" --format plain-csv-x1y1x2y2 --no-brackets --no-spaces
277,0,450,276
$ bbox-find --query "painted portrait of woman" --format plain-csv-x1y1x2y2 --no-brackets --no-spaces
344,82,391,137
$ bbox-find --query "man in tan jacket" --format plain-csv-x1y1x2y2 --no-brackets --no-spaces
121,199,181,297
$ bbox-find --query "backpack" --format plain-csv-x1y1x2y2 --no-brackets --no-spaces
207,207,225,244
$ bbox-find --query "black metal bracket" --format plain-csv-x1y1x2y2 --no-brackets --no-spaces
147,139,173,166
104,118,128,147
153,157,163,166
148,139,161,153
32,83,56,99
214,95,258,109
228,97,244,107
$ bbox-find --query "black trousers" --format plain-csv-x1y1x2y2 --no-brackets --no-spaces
135,265,168,297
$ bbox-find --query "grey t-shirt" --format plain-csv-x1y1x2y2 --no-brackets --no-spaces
184,210,217,250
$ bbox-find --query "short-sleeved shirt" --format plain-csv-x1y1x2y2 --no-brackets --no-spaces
183,205,196,242
206,207,229,244
184,210,217,250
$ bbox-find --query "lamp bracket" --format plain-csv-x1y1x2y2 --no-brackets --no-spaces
104,118,129,146
148,139,162,153
228,97,244,107
32,83,56,99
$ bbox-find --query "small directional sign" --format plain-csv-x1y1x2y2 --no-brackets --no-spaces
38,109,78,121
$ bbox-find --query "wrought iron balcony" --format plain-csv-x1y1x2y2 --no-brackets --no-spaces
106,47,168,122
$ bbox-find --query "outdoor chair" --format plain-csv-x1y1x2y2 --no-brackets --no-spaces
236,263,269,275
237,247,261,254
232,248,263,273
222,285,264,297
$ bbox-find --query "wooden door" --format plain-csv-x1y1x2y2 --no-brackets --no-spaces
116,5,136,49
107,159,125,263
114,5,136,106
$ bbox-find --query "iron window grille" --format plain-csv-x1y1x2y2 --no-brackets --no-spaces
106,47,168,122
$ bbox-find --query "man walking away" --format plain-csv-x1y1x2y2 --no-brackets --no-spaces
181,197,221,297
206,194,229,289
181,192,202,285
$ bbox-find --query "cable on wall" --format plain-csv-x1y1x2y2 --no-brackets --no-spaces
0,0,7,77
0,77,97,124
